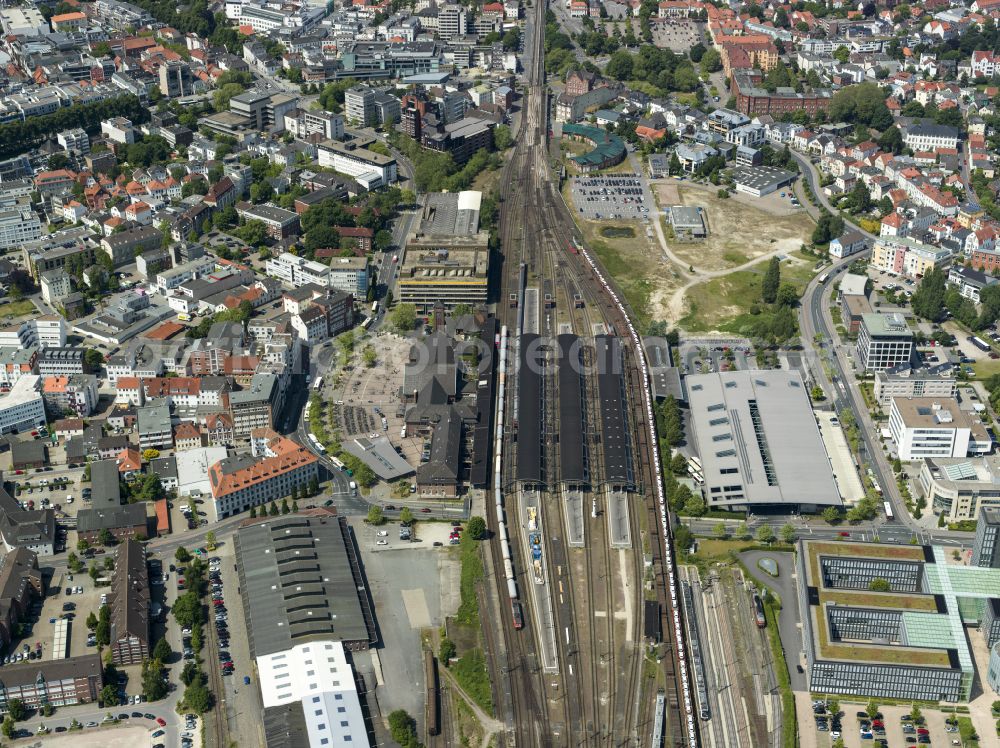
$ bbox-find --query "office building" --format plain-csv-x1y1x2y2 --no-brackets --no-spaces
919,458,1000,522
344,86,376,126
888,397,988,460
874,363,956,406
208,434,319,517
56,128,90,156
0,654,102,711
266,252,333,288
109,539,150,665
685,369,841,511
0,376,45,435
0,205,42,250
137,403,173,449
797,539,986,702
857,313,914,372
973,506,1000,568
101,117,136,145
234,202,300,239
399,191,490,311
159,60,194,98
40,269,72,306
316,140,397,188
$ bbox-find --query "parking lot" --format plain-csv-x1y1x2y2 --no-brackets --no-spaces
803,697,969,748
355,518,462,728
650,18,705,52
570,176,656,221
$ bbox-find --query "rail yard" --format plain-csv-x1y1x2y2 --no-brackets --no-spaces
480,0,696,744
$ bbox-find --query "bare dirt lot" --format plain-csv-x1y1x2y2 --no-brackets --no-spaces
653,179,811,270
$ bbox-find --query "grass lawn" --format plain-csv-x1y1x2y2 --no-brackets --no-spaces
958,716,980,748
972,358,1000,380
450,649,494,714
0,300,35,319
679,252,815,333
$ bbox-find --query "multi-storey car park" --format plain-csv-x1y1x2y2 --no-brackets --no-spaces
795,538,1000,702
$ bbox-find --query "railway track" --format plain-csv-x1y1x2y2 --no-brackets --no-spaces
486,0,696,744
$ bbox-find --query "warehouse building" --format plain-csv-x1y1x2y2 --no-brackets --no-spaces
686,369,841,511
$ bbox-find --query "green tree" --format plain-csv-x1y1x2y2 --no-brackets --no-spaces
100,684,119,708
467,516,487,540
868,578,891,592
269,501,279,517
77,538,90,554
439,638,456,663
6,700,24,722
673,524,694,553
171,593,200,629
390,303,418,333
362,345,377,368
67,552,82,573
96,605,111,646
713,522,728,539
387,710,421,747
281,497,290,514
911,267,948,322
736,521,751,540
866,699,879,718
1,716,12,738
249,505,257,518
761,257,781,304
308,477,319,496
822,506,841,524
367,505,385,525
152,638,172,662
878,125,903,154
142,659,168,702
399,507,414,525
175,547,191,564
205,531,216,548
183,679,213,714
833,46,850,63
180,661,200,687
86,611,98,631
779,523,796,544
493,124,513,149
700,48,722,75
98,527,114,546
755,524,775,544
684,493,706,516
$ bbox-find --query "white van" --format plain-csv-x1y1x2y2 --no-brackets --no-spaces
349,481,358,495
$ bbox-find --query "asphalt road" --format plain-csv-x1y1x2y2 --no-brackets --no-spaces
791,153,975,545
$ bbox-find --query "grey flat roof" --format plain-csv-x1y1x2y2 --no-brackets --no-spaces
686,369,842,506
731,165,796,191
90,459,121,509
342,435,414,480
557,334,586,484
595,336,633,487
643,337,684,401
516,333,543,484
235,512,373,657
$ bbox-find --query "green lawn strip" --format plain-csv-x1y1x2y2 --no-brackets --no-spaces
762,598,798,748
958,716,980,747
450,648,494,715
456,535,484,626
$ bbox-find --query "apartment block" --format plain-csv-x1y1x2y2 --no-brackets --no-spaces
208,434,319,517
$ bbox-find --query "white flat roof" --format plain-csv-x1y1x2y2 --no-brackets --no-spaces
257,640,370,747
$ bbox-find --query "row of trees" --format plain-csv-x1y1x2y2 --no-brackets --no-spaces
170,554,215,714
0,94,148,161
